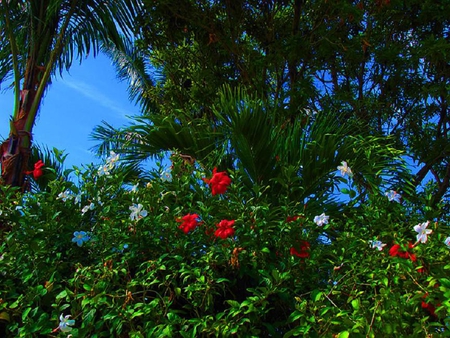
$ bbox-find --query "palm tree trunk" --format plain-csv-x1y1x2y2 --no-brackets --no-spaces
0,64,42,189
0,130,32,189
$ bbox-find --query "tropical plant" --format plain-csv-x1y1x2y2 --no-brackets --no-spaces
92,86,412,217
0,146,449,337
0,0,141,188
108,0,450,212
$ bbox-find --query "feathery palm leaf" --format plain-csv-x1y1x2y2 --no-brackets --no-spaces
212,86,279,186
91,114,227,168
212,86,411,210
102,39,158,113
1,0,141,89
0,0,142,188
92,85,411,213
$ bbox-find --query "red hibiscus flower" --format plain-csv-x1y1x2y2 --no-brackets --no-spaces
203,167,231,195
417,266,426,274
25,159,45,179
389,242,416,262
177,213,200,234
290,240,310,258
421,301,437,318
421,292,440,318
286,215,304,222
214,219,235,239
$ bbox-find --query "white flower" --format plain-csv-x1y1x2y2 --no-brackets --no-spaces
97,164,111,176
59,314,75,333
74,194,82,205
97,196,104,206
385,190,401,203
314,213,330,226
57,190,72,202
369,240,386,251
444,237,450,248
129,203,148,221
98,152,120,176
414,221,432,243
337,161,353,177
131,183,139,193
161,171,172,182
81,203,95,215
107,151,120,164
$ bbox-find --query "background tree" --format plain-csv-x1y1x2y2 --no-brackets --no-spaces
0,0,140,188
96,0,450,215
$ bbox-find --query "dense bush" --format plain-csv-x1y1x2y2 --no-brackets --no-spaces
0,151,449,337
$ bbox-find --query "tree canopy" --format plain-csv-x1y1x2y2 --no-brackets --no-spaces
97,0,450,211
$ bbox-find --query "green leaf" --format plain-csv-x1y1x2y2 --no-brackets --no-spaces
271,269,280,282
0,311,10,323
52,211,62,220
439,278,450,288
84,308,97,324
311,290,323,302
226,300,240,308
167,312,179,322
287,310,303,323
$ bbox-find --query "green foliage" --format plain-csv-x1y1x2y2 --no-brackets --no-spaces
2,1,450,337
1,150,449,337
109,0,450,209
27,145,73,192
93,85,411,215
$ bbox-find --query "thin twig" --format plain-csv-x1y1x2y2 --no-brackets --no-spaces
366,300,380,337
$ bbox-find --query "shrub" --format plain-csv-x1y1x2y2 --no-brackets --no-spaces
0,155,449,337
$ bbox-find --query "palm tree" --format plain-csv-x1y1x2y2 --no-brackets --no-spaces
0,0,141,188
92,85,412,214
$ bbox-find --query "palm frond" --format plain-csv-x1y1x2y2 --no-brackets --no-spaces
91,112,228,171
55,0,143,76
0,0,27,94
90,121,126,158
213,86,279,186
102,40,156,113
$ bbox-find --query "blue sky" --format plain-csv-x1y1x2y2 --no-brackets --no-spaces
0,53,432,192
0,53,140,169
